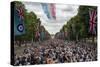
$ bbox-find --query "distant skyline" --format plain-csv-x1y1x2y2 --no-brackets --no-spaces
23,2,79,34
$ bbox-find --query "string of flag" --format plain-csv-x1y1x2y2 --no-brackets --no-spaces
41,3,56,20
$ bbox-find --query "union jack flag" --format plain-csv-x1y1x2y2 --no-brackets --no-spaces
89,8,97,34
16,6,24,20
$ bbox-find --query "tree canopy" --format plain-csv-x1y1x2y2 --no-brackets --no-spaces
14,1,51,42
57,5,97,41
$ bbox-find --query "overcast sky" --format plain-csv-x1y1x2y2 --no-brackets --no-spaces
22,2,79,34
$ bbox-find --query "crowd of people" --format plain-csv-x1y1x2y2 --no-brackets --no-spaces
14,39,97,66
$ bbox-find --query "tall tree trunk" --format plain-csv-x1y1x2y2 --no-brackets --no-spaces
76,33,79,43
92,34,94,44
31,33,33,45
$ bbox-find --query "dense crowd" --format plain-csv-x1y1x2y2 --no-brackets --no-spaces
14,39,97,66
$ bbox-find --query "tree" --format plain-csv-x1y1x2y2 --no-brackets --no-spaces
14,1,41,45
59,5,97,43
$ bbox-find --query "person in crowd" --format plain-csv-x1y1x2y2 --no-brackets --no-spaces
14,39,97,65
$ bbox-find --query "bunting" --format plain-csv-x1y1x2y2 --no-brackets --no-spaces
41,3,56,20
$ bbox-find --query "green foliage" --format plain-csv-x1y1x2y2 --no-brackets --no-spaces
14,1,41,41
60,5,97,41
14,1,51,42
